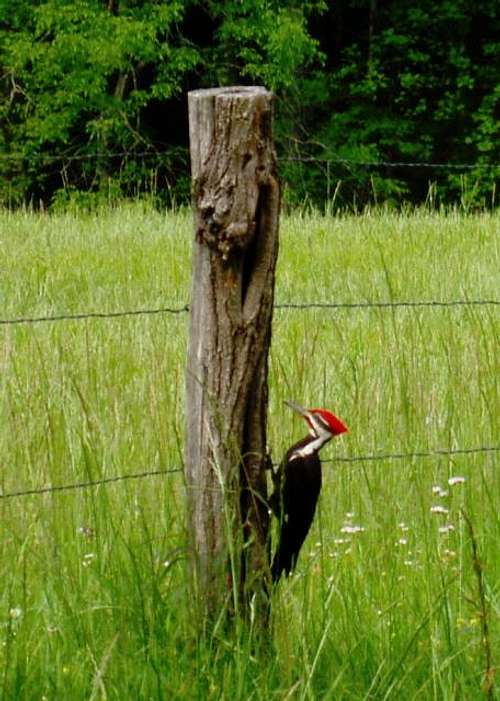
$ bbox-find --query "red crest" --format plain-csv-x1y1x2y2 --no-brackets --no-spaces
310,408,348,436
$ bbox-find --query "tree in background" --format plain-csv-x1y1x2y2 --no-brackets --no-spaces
279,0,500,208
0,0,200,205
0,0,321,206
0,0,498,209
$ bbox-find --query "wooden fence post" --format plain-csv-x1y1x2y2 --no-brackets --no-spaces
186,86,280,622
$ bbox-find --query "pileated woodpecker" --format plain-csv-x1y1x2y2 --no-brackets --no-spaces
270,400,348,582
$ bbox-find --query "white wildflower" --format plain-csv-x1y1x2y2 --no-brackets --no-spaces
430,505,449,515
340,524,365,534
432,485,448,497
448,476,466,486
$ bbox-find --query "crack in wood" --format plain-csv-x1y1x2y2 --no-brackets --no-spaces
186,87,279,621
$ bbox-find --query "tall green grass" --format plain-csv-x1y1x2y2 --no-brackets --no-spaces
1,204,498,699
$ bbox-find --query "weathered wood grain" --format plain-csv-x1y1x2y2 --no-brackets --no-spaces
186,86,279,620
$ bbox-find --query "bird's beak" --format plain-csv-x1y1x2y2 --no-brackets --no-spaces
284,400,308,417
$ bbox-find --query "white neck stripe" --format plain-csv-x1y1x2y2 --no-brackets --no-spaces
289,431,332,461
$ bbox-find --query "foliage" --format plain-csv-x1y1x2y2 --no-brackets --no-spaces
0,0,499,208
279,0,500,208
208,0,324,89
0,0,199,205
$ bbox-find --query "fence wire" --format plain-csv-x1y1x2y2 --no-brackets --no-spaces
323,445,500,464
1,445,497,500
281,155,500,170
1,149,499,170
275,300,500,311
0,305,190,326
0,467,183,499
1,299,498,327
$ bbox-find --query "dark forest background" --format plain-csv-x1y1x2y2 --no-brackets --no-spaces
1,0,499,210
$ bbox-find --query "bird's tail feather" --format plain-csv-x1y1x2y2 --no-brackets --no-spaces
271,548,295,582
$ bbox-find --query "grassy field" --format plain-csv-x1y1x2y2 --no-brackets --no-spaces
0,204,498,699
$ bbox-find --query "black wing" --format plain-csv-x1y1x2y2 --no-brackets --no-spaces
271,443,322,581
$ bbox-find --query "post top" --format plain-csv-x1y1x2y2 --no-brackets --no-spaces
188,86,272,100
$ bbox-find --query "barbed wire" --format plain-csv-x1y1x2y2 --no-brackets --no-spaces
0,467,183,499
281,156,500,170
0,304,189,326
0,150,173,163
275,300,500,311
323,445,499,464
1,148,499,170
1,299,498,327
1,445,497,500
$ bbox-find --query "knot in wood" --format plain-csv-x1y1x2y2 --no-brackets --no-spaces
197,217,256,259
196,178,257,258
